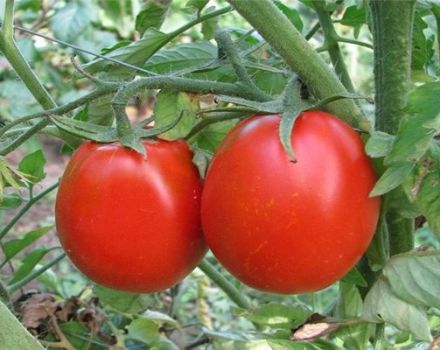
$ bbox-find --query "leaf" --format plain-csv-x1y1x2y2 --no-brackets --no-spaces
3,227,53,261
193,119,238,154
412,11,432,71
279,109,301,161
144,41,217,75
201,7,218,40
365,131,395,158
141,310,179,328
269,339,343,350
237,302,311,330
383,251,440,309
9,248,53,285
85,28,171,75
135,0,172,36
274,1,303,32
154,91,200,140
404,143,440,237
386,82,440,165
127,318,179,349
340,267,367,287
18,150,46,183
50,0,98,42
362,251,440,341
0,193,22,210
370,163,414,197
0,301,44,350
93,285,154,313
186,0,209,13
340,5,367,38
99,0,135,38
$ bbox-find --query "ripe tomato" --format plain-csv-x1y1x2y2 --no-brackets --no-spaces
201,111,380,294
56,139,206,293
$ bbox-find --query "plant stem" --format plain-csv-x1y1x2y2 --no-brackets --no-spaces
0,183,58,240
215,30,270,101
198,259,252,310
226,0,366,129
370,0,416,256
0,3,56,110
8,253,66,292
312,1,355,93
111,76,272,109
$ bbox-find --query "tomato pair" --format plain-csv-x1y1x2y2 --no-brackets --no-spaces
55,111,380,294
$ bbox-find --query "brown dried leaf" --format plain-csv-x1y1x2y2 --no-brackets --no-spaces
292,322,341,341
19,293,58,330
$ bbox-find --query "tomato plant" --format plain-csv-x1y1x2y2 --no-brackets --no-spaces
55,139,206,293
202,111,381,294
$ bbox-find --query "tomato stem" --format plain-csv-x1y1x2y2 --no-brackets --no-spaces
198,259,253,310
370,0,416,257
226,0,365,128
311,1,355,93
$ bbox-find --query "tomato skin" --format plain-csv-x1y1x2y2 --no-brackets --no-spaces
56,139,206,293
201,112,381,294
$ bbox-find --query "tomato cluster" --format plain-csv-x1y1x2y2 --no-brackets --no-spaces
55,111,380,294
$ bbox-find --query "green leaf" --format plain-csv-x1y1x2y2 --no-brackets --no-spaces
155,91,199,140
140,310,179,328
412,11,432,71
99,0,135,38
279,109,301,161
386,82,440,165
9,248,52,285
268,339,343,350
404,144,440,237
50,0,98,42
3,227,53,260
336,282,363,318
340,267,367,287
93,285,154,313
365,131,395,158
85,28,171,75
18,150,46,183
383,251,440,309
135,0,171,36
144,41,217,75
0,301,44,350
127,318,179,349
237,302,311,330
186,0,209,13
363,252,440,341
370,163,414,196
193,119,238,154
201,7,218,40
340,5,366,38
0,193,22,210
274,1,304,32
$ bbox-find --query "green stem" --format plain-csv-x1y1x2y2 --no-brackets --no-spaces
305,21,320,40
0,183,58,240
370,0,416,256
186,112,248,140
226,0,365,129
0,280,10,306
0,87,117,139
312,1,355,93
336,37,373,50
198,259,252,310
0,2,56,110
215,30,271,101
111,76,272,109
8,253,66,292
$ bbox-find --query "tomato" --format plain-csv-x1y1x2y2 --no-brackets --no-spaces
56,139,206,293
201,111,380,294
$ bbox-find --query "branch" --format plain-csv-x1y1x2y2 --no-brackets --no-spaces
0,182,58,241
311,1,355,93
215,30,271,101
226,0,366,129
198,259,253,310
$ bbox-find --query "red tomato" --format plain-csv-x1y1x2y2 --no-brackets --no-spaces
201,112,380,294
56,140,206,293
